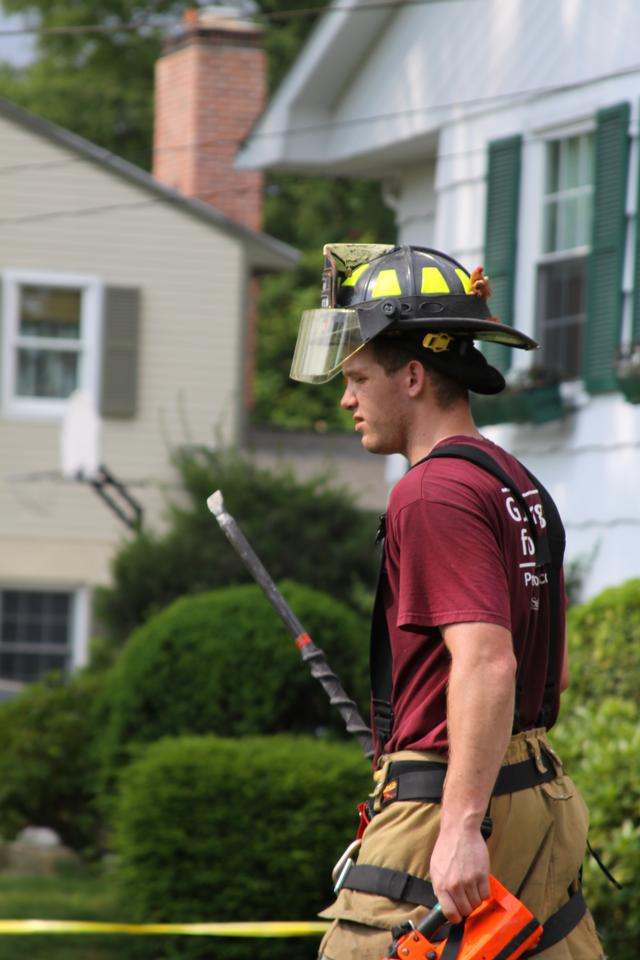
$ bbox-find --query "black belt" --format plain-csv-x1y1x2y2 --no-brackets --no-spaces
379,751,557,807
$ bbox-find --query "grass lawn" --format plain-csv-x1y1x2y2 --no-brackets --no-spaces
0,862,158,959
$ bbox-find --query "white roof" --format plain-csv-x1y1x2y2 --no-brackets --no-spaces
238,0,640,177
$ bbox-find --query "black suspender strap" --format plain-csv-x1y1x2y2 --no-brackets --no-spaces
340,863,437,907
440,922,465,959
524,886,587,956
370,515,394,755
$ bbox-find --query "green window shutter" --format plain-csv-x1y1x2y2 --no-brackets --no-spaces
483,135,522,374
631,102,640,343
100,287,140,418
585,102,630,393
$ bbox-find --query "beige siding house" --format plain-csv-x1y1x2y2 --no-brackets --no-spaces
0,93,296,693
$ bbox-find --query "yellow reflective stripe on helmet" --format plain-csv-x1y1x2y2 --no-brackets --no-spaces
455,268,471,293
372,269,402,298
342,262,371,287
421,267,450,294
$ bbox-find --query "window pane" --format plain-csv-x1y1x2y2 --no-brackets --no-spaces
49,594,71,617
20,286,81,340
543,202,558,254
546,141,560,194
2,592,19,616
25,621,44,645
17,348,79,399
0,590,72,685
537,257,587,380
543,134,594,254
563,137,580,189
558,196,580,250
25,593,44,616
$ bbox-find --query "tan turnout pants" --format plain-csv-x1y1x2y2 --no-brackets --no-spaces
319,729,603,960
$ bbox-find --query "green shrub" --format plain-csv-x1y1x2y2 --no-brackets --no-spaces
0,673,102,851
95,447,378,652
551,698,639,959
98,580,369,782
114,734,372,959
549,578,640,959
563,578,640,705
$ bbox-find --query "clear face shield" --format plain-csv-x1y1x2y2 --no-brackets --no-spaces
289,242,395,384
290,308,364,383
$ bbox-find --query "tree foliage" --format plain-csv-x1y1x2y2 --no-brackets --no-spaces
95,446,379,650
0,0,328,168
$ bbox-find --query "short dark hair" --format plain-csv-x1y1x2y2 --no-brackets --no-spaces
370,336,468,410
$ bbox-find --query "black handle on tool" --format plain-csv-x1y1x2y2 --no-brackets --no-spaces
415,902,446,939
207,490,375,759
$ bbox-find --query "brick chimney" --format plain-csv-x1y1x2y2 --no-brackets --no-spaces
153,4,266,232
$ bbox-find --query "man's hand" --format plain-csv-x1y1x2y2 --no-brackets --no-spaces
429,822,490,923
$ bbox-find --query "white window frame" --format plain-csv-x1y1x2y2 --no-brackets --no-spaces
540,131,594,259
0,584,90,691
533,123,595,382
1,268,103,420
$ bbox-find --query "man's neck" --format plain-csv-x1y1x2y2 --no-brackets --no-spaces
406,407,482,466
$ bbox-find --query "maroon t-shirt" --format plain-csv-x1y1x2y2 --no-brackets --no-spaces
379,435,564,756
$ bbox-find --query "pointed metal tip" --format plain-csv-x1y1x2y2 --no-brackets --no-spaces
207,490,225,516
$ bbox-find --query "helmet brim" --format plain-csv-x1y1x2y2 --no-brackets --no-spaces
393,317,538,351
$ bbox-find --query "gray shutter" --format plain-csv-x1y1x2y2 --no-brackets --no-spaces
585,102,630,393
0,279,3,399
483,135,522,374
100,287,140,418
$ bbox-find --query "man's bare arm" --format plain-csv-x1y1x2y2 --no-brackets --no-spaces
429,622,516,923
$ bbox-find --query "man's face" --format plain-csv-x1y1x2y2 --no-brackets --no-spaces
340,344,410,455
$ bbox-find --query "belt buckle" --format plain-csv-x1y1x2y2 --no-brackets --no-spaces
331,838,361,893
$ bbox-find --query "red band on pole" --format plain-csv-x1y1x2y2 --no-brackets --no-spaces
295,632,311,649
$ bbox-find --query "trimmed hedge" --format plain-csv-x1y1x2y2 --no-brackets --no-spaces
549,579,640,959
98,581,369,781
0,673,102,851
114,734,372,960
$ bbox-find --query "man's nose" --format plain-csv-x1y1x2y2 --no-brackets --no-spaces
340,384,355,409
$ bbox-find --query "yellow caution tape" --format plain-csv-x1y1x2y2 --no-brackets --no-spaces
0,919,330,937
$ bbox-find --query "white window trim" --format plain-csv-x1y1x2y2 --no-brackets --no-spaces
1,268,103,421
0,584,89,688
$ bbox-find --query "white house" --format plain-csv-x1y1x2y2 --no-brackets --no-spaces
0,7,298,693
239,0,640,600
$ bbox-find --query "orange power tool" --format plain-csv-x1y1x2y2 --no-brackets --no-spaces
385,876,543,960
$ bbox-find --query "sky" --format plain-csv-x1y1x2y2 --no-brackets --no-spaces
0,4,35,68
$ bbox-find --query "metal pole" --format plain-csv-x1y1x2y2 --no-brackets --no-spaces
207,490,374,759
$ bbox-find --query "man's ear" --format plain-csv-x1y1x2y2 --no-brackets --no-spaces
406,359,427,397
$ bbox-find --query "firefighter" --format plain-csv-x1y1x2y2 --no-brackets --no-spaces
290,245,603,960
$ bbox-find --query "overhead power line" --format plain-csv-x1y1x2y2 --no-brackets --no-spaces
2,53,637,184
0,0,460,38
